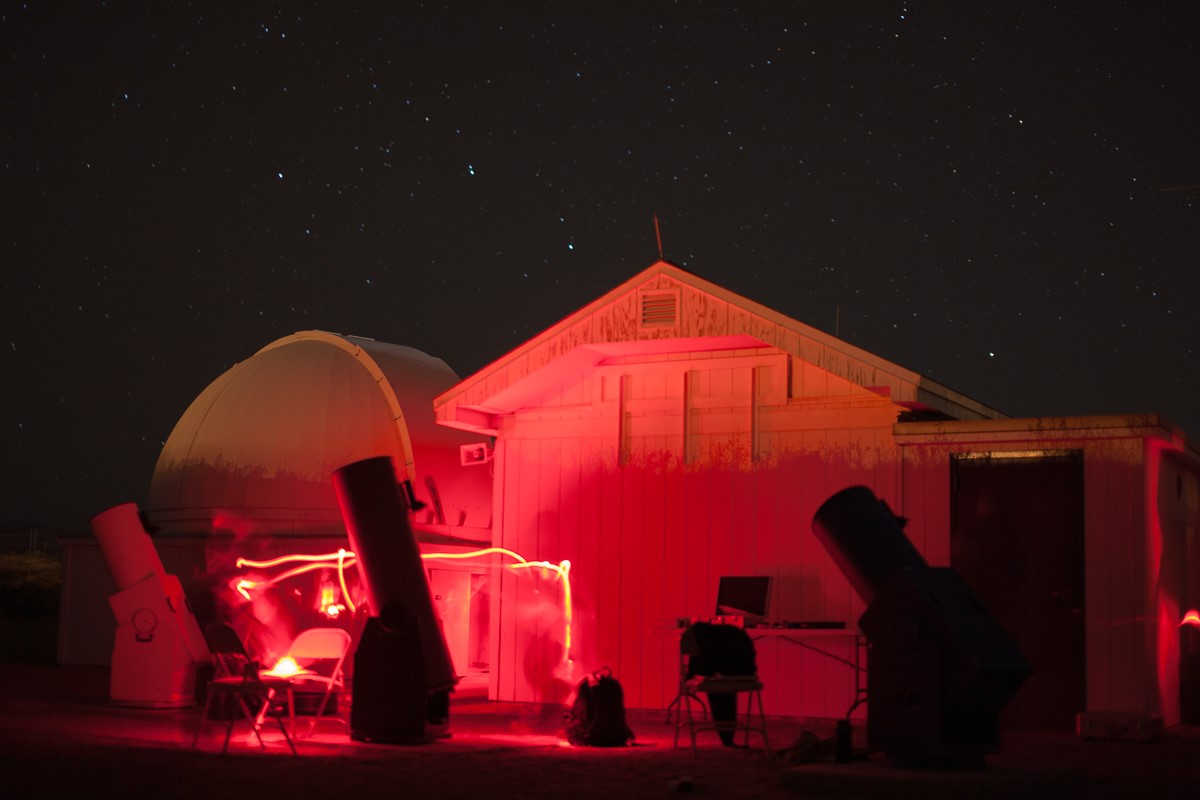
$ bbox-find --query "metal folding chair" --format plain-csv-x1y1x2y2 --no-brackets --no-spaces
192,623,298,755
281,627,351,737
672,626,770,755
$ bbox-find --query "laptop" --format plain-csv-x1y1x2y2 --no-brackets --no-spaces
714,576,772,626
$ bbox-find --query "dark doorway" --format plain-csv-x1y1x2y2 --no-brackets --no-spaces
951,451,1085,730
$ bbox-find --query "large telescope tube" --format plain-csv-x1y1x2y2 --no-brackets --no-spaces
810,486,1030,765
91,502,168,592
89,502,209,707
811,485,928,606
332,455,457,693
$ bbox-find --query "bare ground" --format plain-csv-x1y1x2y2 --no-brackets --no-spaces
2,664,1199,800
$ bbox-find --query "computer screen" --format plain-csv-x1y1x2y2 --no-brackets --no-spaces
715,575,772,620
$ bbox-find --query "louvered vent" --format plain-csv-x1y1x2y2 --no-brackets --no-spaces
639,290,679,329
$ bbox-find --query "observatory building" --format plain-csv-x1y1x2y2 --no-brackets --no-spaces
59,262,1200,733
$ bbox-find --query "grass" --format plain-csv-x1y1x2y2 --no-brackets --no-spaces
0,551,62,591
0,552,60,662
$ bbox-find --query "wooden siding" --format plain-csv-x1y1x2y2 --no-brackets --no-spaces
1156,452,1200,725
490,391,1195,722
434,263,1003,427
1090,440,1147,714
489,350,905,717
435,265,1200,725
894,425,1200,724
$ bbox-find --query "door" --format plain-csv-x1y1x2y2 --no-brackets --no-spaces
427,569,471,679
951,451,1085,730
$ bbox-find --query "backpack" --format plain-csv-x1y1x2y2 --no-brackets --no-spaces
565,667,635,747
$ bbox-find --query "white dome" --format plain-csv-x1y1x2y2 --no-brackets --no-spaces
147,330,491,536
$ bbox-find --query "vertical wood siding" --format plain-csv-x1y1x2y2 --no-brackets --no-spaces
439,270,1193,723
491,351,903,717
897,433,1194,723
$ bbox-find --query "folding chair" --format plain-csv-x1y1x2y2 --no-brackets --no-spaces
665,635,708,724
192,623,298,755
672,625,770,755
281,627,351,737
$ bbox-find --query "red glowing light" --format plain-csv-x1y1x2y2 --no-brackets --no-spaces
315,574,345,619
230,545,576,668
262,656,304,677
422,549,574,670
236,552,352,570
335,548,356,614
233,549,360,614
1182,610,1200,627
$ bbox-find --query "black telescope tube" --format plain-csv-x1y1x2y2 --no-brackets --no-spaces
332,455,457,692
810,485,930,606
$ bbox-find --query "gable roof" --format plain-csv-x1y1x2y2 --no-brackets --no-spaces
434,261,1004,435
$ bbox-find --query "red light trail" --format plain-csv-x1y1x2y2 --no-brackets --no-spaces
232,546,574,670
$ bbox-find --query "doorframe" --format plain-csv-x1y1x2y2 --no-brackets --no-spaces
949,448,1086,730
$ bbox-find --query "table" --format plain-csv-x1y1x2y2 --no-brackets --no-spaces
655,623,867,720
747,627,867,716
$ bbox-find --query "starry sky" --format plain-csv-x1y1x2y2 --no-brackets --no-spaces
4,2,1198,530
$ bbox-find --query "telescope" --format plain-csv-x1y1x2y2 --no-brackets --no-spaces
90,502,210,707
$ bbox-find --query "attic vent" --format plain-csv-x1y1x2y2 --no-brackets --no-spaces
639,290,679,329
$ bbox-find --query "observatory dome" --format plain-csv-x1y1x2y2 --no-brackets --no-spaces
146,330,491,537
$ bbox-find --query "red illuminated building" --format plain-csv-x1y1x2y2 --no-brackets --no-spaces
59,261,1200,731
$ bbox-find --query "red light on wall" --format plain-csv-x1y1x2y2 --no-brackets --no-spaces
229,546,575,673
235,550,360,614
1181,609,1200,627
315,573,346,619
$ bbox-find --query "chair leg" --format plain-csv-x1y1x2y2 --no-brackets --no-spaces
262,687,298,756
306,686,336,738
667,692,708,722
740,691,750,748
664,692,681,725
195,687,297,756
670,688,770,755
671,693,683,746
269,696,299,757
693,695,704,754
286,688,296,739
665,689,706,725
757,691,770,754
192,692,215,749
685,693,699,754
222,696,257,753
243,695,270,752
739,690,770,755
673,691,701,753
193,691,258,753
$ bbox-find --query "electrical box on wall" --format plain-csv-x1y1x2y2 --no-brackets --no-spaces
459,443,493,466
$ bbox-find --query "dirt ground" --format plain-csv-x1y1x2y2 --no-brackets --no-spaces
2,664,1199,800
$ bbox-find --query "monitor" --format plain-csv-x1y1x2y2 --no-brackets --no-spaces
715,575,772,622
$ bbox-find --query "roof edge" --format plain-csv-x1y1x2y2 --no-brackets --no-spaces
434,260,979,413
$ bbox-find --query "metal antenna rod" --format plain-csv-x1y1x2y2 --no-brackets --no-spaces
653,214,664,260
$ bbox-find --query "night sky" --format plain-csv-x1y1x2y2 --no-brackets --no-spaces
4,3,1198,531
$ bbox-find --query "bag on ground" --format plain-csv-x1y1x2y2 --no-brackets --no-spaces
565,667,635,747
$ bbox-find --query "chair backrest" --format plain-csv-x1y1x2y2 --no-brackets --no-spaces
683,622,758,678
680,627,701,656
204,623,253,678
286,627,351,680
